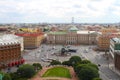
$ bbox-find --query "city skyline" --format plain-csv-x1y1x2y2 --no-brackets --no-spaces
0,0,120,23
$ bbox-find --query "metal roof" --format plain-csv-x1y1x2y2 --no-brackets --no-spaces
77,31,96,34
0,34,22,45
112,38,120,43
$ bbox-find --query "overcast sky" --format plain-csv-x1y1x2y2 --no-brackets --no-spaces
0,0,120,23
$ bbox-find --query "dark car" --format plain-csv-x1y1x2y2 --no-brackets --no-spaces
68,49,77,52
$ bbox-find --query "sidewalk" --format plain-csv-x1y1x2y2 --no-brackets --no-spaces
109,64,120,76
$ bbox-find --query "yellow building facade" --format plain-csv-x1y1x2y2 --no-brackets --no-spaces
97,28,119,50
15,33,44,49
19,28,40,33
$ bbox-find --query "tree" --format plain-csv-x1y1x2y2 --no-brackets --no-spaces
69,56,81,66
16,78,28,80
87,63,99,70
75,63,99,74
80,60,91,64
93,78,102,80
17,64,35,78
32,63,42,71
50,60,61,65
78,66,99,80
2,73,11,80
62,61,71,66
10,72,20,80
74,64,87,74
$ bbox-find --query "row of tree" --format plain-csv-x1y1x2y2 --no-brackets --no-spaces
49,56,102,80
0,56,102,80
0,63,42,80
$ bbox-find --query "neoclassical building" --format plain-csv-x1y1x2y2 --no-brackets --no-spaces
46,31,97,45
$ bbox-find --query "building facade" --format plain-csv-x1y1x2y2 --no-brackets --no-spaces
0,42,24,69
97,28,119,51
46,31,97,45
114,52,120,72
109,38,120,58
15,32,44,49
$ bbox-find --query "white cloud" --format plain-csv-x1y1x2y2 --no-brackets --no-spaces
111,5,120,16
0,0,118,23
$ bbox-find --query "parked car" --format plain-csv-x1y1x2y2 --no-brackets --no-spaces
68,49,77,52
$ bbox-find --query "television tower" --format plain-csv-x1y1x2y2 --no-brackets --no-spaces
72,17,74,24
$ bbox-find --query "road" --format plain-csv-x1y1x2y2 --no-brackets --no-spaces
23,44,120,80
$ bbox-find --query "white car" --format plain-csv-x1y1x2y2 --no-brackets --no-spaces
41,58,51,62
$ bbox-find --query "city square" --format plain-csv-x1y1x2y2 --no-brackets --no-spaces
23,44,120,80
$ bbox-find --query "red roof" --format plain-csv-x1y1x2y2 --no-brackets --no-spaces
15,32,44,37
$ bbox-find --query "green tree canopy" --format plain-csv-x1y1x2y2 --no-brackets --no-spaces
2,73,11,80
78,66,99,80
75,63,99,74
87,63,99,70
93,78,102,80
69,56,81,66
74,64,87,74
17,64,35,78
10,72,20,80
50,60,61,65
32,63,42,71
16,78,28,80
80,60,91,64
62,61,71,66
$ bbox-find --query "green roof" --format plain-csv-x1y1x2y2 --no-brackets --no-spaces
49,31,67,35
69,26,79,31
115,44,120,50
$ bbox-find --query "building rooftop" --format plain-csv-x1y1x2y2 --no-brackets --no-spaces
15,32,43,37
112,38,120,43
77,31,96,34
69,26,79,31
48,31,67,35
0,34,22,45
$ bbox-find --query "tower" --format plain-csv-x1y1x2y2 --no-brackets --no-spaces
72,17,74,24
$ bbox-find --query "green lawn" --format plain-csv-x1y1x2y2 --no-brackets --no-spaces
42,67,71,78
